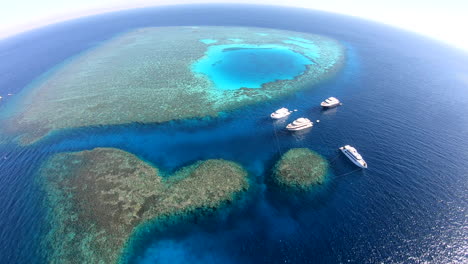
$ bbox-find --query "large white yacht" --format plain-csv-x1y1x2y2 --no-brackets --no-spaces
321,97,341,108
286,118,313,131
339,145,368,168
270,107,293,119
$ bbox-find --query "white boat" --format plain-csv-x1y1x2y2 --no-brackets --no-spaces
286,118,313,131
321,97,341,108
339,145,368,168
270,107,293,119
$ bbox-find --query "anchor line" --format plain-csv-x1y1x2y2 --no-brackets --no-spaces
328,153,342,163
329,153,363,177
272,122,284,156
334,168,362,178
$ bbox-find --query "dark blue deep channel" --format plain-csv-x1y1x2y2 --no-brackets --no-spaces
0,4,467,264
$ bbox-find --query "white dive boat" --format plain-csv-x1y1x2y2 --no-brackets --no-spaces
339,145,368,168
271,107,293,119
321,97,341,108
286,118,313,131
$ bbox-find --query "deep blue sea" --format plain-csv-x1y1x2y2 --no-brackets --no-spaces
0,4,467,264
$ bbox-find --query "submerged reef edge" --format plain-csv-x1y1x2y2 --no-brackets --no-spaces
273,148,329,190
39,147,250,263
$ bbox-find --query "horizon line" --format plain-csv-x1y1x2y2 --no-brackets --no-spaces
1,2,466,53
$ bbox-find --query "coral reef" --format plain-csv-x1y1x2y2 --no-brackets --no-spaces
273,148,328,190
0,26,344,144
40,148,249,263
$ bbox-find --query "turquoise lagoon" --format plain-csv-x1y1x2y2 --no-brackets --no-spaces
193,45,313,90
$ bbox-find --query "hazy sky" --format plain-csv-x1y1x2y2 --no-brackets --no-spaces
1,0,467,51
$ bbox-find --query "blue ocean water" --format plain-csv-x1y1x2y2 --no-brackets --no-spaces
193,46,311,90
0,4,467,264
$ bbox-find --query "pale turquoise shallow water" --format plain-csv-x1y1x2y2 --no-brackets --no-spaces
199,39,218,44
193,45,313,90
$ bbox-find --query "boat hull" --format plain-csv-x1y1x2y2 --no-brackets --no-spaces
339,147,367,168
271,113,291,119
286,123,313,131
321,102,340,108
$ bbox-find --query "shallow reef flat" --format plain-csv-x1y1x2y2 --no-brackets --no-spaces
39,148,249,263
273,148,328,190
1,26,344,144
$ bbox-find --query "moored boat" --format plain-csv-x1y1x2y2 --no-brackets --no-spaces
339,145,367,168
271,107,293,119
286,118,313,131
321,97,341,108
